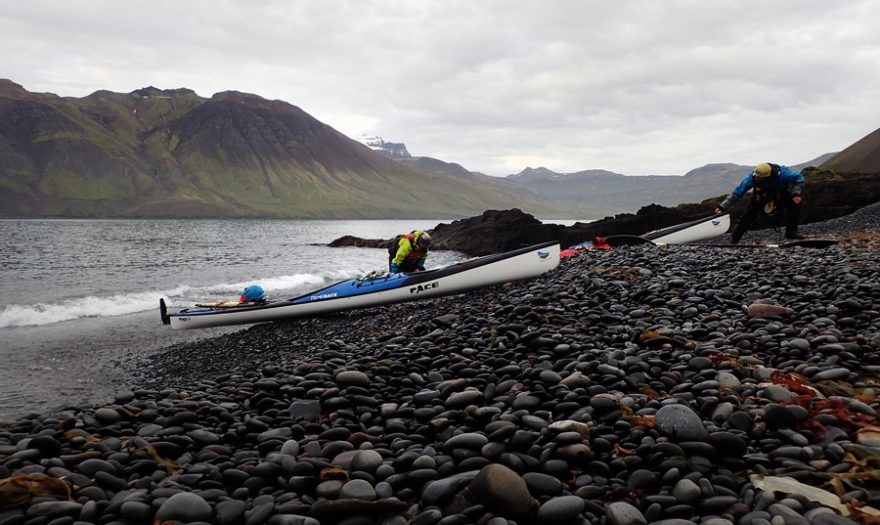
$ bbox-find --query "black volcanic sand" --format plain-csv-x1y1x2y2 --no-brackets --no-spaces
2,208,880,525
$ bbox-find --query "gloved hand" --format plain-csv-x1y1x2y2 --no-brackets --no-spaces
417,261,425,272
390,263,399,273
792,195,802,205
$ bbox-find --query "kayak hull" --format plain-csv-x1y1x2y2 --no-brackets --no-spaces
164,241,560,330
645,214,730,244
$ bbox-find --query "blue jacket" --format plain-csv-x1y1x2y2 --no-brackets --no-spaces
720,164,804,210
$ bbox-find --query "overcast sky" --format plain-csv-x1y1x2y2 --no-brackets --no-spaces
3,1,879,176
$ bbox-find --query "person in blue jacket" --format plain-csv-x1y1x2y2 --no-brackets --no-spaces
715,162,805,244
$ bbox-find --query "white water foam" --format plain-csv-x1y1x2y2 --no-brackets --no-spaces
0,272,352,328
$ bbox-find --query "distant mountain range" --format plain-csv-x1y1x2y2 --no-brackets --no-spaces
1,79,877,219
375,144,839,215
0,80,558,219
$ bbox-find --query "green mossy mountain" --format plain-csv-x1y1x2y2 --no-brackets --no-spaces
0,80,562,219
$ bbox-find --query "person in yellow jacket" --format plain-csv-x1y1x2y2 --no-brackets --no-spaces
388,230,432,273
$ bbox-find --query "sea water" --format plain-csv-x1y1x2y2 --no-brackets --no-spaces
0,218,580,420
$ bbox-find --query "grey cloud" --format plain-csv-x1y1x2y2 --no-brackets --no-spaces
2,0,878,175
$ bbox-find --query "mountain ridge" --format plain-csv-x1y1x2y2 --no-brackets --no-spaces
2,79,877,219
0,81,561,219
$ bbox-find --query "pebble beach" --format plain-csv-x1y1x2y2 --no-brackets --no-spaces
2,205,880,525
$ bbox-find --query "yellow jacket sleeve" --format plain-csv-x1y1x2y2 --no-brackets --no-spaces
391,238,412,265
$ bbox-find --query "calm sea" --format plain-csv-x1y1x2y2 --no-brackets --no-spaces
0,218,582,421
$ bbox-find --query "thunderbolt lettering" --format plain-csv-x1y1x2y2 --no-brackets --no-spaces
410,282,439,294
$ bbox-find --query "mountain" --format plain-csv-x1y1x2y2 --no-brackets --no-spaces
0,80,563,219
503,165,736,216
503,153,838,216
819,127,880,173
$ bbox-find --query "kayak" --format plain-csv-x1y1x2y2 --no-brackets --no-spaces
160,241,561,330
643,214,730,244
561,215,731,256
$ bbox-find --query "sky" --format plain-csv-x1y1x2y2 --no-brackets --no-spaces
2,1,879,176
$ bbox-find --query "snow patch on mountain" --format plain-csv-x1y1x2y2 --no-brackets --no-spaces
358,133,411,158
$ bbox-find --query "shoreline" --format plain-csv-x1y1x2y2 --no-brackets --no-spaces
1,207,879,524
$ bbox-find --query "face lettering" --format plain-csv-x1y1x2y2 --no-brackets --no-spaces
410,282,439,294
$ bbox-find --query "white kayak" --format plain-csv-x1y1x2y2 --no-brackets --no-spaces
161,241,561,330
643,214,730,244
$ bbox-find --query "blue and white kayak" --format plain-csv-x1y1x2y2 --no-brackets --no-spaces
160,241,560,330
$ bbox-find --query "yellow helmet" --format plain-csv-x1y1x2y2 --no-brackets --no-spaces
417,231,432,247
754,163,772,178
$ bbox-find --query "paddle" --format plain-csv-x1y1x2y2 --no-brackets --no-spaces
677,238,838,249
159,298,170,325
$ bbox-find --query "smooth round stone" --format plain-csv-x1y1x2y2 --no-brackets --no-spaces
351,450,384,473
137,423,163,436
539,370,562,385
762,385,796,402
422,476,472,505
521,415,549,430
560,371,591,388
375,481,393,499
289,400,320,420
155,492,213,523
536,495,584,523
412,509,443,525
689,357,713,370
627,469,659,490
27,435,61,456
726,411,754,432
25,501,83,517
336,370,370,387
787,338,811,351
764,405,797,430
445,433,489,449
512,395,541,410
445,390,483,408
717,372,742,390
702,519,735,525
415,390,441,403
655,405,708,441
280,439,300,456
606,501,646,525
120,501,153,522
767,502,809,524
699,495,737,513
187,429,221,445
216,499,247,525
467,464,533,516
339,479,376,500
812,368,851,381
712,402,735,423
707,431,747,457
672,478,700,503
523,472,563,496
590,394,618,411
316,480,344,498
94,407,121,424
76,459,117,477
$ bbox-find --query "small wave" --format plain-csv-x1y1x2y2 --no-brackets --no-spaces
201,273,332,295
0,272,349,328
